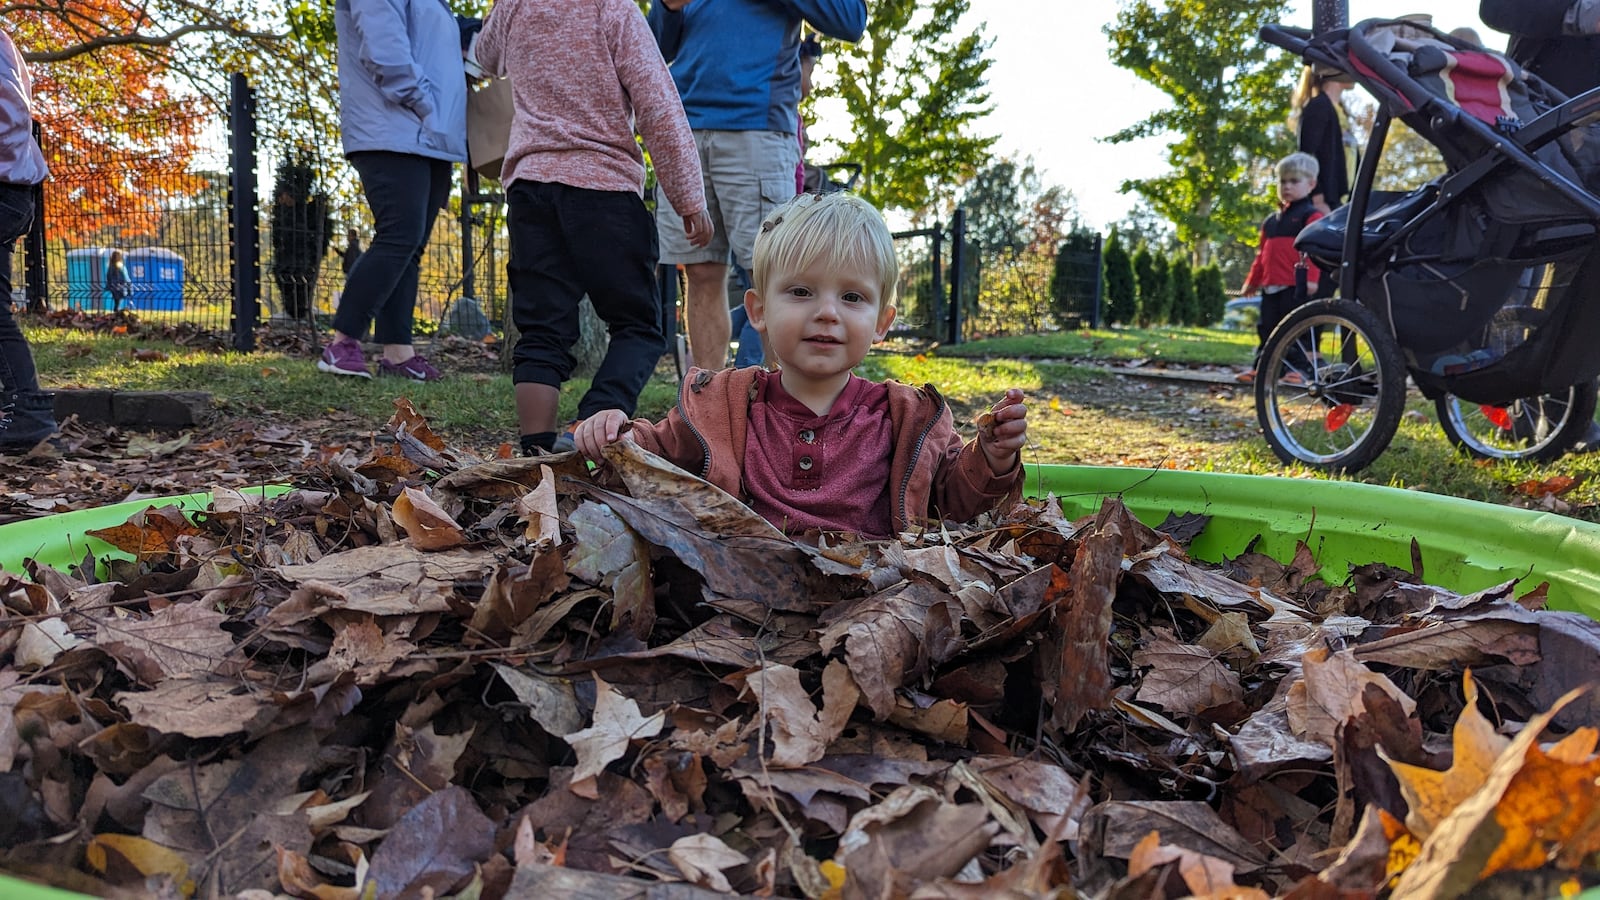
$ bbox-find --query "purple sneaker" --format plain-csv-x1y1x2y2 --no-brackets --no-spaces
318,337,372,378
379,354,443,382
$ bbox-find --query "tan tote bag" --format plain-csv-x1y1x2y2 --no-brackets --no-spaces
466,76,513,181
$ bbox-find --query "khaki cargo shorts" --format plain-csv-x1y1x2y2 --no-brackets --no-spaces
656,129,800,269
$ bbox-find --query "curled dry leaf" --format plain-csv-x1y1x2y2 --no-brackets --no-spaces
391,486,465,550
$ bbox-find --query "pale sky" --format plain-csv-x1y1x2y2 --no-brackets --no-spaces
962,0,1504,231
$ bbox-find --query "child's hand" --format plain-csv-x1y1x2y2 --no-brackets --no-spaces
976,388,1027,474
574,410,631,461
683,210,714,249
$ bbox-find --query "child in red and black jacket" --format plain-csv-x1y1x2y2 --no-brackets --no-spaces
1238,152,1323,384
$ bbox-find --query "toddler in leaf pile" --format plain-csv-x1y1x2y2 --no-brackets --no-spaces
575,192,1029,538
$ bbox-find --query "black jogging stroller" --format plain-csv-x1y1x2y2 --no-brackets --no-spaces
1255,18,1600,472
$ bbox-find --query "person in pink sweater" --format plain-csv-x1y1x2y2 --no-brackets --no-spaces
475,0,713,456
574,193,1029,538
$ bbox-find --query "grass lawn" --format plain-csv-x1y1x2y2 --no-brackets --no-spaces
21,317,1600,521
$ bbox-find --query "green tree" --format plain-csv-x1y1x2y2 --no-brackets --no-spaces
1112,202,1178,256
1194,263,1227,326
823,0,996,218
1051,229,1101,327
1169,255,1197,326
1104,0,1296,265
1132,244,1156,325
959,157,1039,255
1102,230,1137,326
1145,248,1171,325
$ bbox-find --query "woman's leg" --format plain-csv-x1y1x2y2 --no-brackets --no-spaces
0,184,57,447
374,158,454,360
0,186,41,396
334,152,448,347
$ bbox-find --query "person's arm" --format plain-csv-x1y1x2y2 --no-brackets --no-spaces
648,0,687,61
780,0,867,42
617,3,708,238
1481,0,1600,38
1242,224,1269,295
345,0,436,123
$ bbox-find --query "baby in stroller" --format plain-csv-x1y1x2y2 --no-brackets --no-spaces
1254,17,1600,471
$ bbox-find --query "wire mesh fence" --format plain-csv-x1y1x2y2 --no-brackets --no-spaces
35,109,233,326
28,77,512,349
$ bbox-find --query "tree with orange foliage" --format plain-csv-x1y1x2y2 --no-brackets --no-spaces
2,1,293,244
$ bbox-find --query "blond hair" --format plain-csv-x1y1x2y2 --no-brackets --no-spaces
751,192,899,310
1278,151,1319,182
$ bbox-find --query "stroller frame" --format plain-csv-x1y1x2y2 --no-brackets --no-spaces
1254,18,1600,471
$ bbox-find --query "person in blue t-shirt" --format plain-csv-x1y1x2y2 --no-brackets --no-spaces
648,0,865,373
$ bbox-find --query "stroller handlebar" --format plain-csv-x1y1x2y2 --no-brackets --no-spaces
1259,24,1313,55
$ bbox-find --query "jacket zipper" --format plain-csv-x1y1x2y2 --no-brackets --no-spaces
678,372,714,479
896,386,944,530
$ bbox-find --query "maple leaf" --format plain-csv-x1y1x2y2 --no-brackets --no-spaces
1389,678,1599,896
85,505,204,558
563,674,665,799
1385,671,1508,840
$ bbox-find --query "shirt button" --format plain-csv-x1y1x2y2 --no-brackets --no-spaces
799,429,815,443
798,456,813,470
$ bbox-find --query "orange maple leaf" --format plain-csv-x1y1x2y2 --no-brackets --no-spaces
1483,727,1600,874
84,506,204,558
1386,673,1600,894
1386,672,1508,840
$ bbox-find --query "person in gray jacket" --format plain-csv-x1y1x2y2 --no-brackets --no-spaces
0,26,58,453
320,0,468,382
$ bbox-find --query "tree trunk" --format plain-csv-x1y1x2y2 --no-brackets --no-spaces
500,295,608,379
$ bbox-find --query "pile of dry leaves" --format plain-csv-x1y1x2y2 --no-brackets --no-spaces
3,400,1600,899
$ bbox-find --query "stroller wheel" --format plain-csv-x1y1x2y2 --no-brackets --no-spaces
1436,380,1598,462
1255,298,1407,473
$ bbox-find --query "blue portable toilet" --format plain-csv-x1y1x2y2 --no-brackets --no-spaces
65,248,114,310
126,248,184,311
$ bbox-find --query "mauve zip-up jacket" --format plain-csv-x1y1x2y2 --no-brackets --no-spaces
474,0,705,212
618,367,1023,534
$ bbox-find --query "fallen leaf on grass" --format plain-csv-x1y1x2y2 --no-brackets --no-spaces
1514,475,1578,498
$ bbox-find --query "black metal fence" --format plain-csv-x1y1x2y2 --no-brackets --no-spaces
891,208,968,344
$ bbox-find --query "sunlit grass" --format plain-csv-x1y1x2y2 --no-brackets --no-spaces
22,317,1600,519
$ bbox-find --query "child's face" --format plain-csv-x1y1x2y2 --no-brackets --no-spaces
746,255,895,391
1279,173,1314,204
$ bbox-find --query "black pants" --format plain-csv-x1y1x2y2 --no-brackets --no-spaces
0,183,41,396
507,180,664,419
335,151,452,345
1258,287,1312,370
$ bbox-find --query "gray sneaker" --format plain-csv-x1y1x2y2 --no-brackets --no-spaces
318,337,372,378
